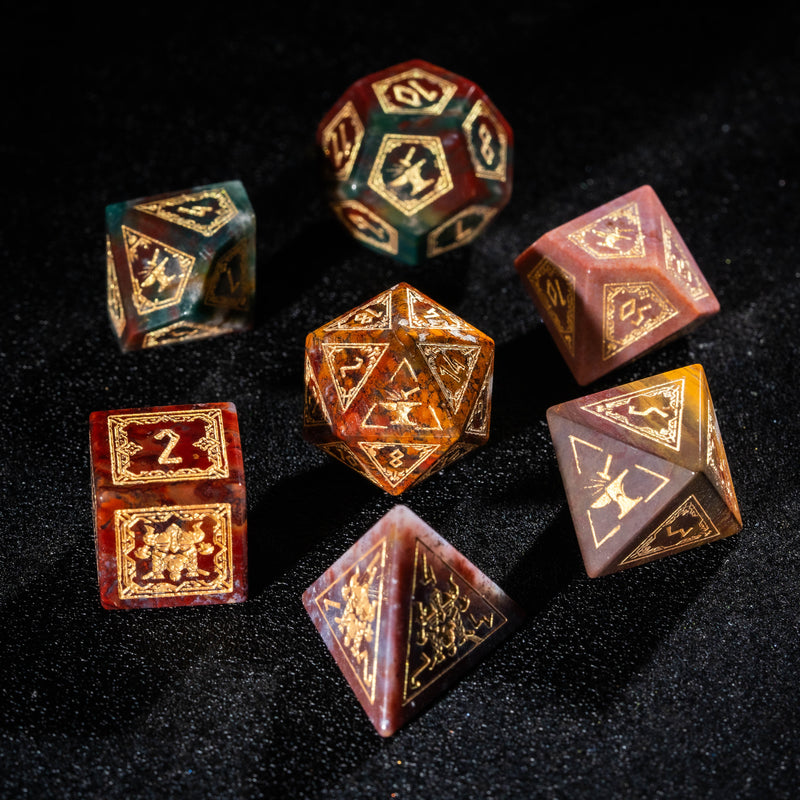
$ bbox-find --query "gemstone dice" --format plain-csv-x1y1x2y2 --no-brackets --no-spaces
105,180,256,350
317,59,513,264
303,283,494,494
547,364,741,577
303,505,524,736
514,185,719,385
90,402,248,609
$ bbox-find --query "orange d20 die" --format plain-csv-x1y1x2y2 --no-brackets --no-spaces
302,505,525,736
515,185,719,385
547,364,741,577
303,283,494,494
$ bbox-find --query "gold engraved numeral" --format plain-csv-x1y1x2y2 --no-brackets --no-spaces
320,101,365,181
154,428,182,465
372,68,457,116
478,122,495,164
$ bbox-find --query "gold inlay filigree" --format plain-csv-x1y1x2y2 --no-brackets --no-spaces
331,200,399,255
426,205,498,257
371,67,457,116
660,216,708,300
115,502,233,599
134,188,238,237
320,101,365,181
568,202,646,260
142,322,229,348
527,257,576,356
106,236,126,337
462,99,508,181
108,408,229,485
357,441,440,488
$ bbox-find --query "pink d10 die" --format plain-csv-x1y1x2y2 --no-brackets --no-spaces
514,185,720,385
303,505,524,736
89,402,248,609
317,59,513,264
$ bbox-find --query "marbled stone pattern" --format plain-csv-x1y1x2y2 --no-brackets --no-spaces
515,185,720,385
317,59,513,265
90,402,248,609
547,364,741,577
303,282,494,494
302,505,525,736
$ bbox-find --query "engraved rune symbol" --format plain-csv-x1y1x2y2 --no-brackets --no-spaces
392,79,439,107
140,249,178,292
387,146,435,197
619,298,652,326
586,455,642,520
409,554,493,691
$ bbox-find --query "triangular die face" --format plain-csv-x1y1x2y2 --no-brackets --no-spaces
402,538,508,704
304,356,331,426
322,343,388,411
424,442,477,477
526,257,576,356
602,282,679,359
312,539,388,703
319,442,382,487
618,493,723,567
406,287,467,330
358,441,440,490
567,201,646,260
134,188,238,237
465,363,492,436
581,378,685,452
417,343,481,413
122,227,195,315
704,395,741,522
323,290,393,332
660,216,709,301
361,359,443,431
548,415,694,576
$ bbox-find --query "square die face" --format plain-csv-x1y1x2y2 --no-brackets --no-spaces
90,402,247,609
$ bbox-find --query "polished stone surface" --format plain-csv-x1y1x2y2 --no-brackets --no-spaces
547,364,741,577
318,59,513,264
303,505,524,736
90,402,248,608
303,282,494,494
515,185,719,384
105,180,255,350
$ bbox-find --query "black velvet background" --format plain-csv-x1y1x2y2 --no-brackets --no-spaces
2,6,799,799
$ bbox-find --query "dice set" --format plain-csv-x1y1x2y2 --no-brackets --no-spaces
90,58,744,735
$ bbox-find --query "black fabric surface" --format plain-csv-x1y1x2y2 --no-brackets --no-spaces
3,7,798,799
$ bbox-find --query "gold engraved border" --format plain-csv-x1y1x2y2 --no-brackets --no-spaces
331,201,399,256
661,216,708,301
528,257,576,356
602,282,678,360
367,134,454,217
371,67,457,115
142,322,229,348
115,502,233,599
320,101,365,181
427,205,498,257
122,226,195,315
106,236,126,337
134,188,238,237
462,99,508,181
619,494,721,566
568,202,646,260
402,539,507,705
108,408,229,485
314,539,387,703
580,378,685,452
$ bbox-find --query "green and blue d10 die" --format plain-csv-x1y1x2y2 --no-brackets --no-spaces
105,180,255,351
316,59,513,265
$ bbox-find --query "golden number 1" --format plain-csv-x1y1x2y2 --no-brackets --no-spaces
154,428,182,465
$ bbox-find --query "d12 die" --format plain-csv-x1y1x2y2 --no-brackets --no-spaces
317,59,512,264
303,505,524,736
105,180,255,350
90,402,248,609
547,364,741,577
514,185,719,385
303,283,494,494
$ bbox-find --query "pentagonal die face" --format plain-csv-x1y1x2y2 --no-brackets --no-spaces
105,180,256,350
317,60,513,264
515,185,719,384
303,283,494,494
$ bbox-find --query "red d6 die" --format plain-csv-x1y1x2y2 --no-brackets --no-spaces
89,402,248,609
515,185,720,384
317,59,513,264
